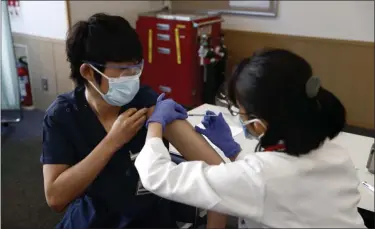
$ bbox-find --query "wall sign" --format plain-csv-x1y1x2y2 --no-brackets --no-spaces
220,0,278,17
171,0,278,18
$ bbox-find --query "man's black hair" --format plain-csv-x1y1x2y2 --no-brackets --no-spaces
226,48,346,156
66,13,143,86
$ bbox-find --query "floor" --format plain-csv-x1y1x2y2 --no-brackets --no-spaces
1,110,63,229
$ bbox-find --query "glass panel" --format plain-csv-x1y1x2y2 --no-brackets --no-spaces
1,1,22,123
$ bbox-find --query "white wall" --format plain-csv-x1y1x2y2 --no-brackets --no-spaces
9,1,68,40
69,1,165,28
222,1,374,42
8,1,374,42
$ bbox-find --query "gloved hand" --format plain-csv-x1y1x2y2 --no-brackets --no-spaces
146,93,188,131
195,110,241,158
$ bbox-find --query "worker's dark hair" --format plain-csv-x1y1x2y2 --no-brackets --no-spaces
66,13,143,86
226,48,346,156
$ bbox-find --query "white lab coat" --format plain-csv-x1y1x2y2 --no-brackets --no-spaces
135,137,366,228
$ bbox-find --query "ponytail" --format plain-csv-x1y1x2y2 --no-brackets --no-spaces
316,87,346,139
266,87,347,156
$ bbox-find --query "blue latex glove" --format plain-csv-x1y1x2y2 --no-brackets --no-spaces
147,93,188,131
195,110,241,158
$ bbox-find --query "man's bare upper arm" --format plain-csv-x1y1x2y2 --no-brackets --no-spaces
165,120,224,164
43,164,70,191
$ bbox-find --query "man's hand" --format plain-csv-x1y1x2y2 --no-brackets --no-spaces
106,108,148,150
147,106,155,119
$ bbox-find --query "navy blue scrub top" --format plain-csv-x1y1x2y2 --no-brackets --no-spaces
41,86,171,228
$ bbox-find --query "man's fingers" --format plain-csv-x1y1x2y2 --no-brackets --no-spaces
133,115,147,130
122,108,138,118
128,108,148,122
146,106,155,119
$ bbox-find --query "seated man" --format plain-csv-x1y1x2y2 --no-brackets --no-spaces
41,13,226,228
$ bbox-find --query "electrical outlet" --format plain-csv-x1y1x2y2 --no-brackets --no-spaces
41,78,48,92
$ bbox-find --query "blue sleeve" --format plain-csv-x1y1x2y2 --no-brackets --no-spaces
133,85,159,108
41,101,76,165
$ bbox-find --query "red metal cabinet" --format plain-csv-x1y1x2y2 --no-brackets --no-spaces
136,10,222,107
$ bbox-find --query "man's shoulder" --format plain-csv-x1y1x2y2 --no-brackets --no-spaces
130,85,158,108
45,88,78,122
136,85,158,100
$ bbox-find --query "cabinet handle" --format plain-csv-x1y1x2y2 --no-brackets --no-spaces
157,34,170,41
159,85,172,93
157,47,170,55
156,23,170,31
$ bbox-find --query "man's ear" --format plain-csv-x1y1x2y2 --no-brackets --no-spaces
80,63,94,82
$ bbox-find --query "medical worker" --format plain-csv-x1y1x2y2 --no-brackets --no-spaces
135,48,366,228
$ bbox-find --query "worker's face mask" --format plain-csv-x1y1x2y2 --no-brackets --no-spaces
239,118,266,141
88,63,143,107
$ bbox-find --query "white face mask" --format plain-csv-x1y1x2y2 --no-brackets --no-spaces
88,64,142,107
239,117,266,140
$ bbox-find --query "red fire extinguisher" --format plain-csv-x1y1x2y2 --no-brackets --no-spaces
17,56,33,107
